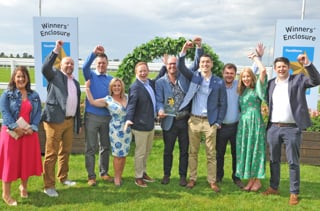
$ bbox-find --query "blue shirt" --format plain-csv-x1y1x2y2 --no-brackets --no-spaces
191,76,211,116
141,79,156,117
82,52,113,116
223,80,239,124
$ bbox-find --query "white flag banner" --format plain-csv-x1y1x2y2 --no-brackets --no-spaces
33,17,78,102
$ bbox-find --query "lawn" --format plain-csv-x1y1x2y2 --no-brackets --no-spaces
0,139,319,210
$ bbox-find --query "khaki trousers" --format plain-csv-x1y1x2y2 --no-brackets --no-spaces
43,118,74,189
132,129,154,178
188,116,217,183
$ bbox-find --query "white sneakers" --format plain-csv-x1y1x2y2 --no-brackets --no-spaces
44,180,76,197
62,180,76,186
44,188,59,197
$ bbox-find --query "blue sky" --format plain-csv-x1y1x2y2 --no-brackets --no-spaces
0,0,319,65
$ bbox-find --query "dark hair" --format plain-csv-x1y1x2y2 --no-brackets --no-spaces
200,54,213,61
8,66,32,92
273,57,290,67
96,53,108,61
223,63,237,73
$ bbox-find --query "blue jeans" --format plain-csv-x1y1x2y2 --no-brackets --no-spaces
84,112,111,179
162,118,189,177
267,125,302,194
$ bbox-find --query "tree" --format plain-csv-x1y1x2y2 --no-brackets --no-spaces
116,37,224,90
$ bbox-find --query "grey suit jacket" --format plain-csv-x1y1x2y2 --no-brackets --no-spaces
41,51,82,134
267,63,320,130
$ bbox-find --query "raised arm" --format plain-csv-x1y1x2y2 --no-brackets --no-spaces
85,80,108,107
177,40,197,80
42,40,62,81
82,45,104,80
188,37,204,72
248,52,266,84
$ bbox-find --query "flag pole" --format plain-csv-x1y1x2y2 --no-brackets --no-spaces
39,0,42,16
301,0,306,20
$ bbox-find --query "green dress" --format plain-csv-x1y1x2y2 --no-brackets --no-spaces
236,77,267,179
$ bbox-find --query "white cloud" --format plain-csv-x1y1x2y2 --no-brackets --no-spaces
0,0,319,65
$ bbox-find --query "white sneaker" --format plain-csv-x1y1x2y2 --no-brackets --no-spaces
62,180,76,186
44,188,59,197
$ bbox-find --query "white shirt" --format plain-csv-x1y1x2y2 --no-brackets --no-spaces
271,76,295,123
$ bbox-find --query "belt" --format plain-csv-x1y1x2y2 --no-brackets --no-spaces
65,116,74,120
272,122,297,127
222,122,238,127
191,114,207,119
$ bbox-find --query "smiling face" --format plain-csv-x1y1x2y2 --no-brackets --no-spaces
135,62,149,82
96,55,108,74
14,70,28,90
199,55,213,74
223,65,237,86
241,71,252,87
274,61,290,81
166,57,177,75
60,57,74,76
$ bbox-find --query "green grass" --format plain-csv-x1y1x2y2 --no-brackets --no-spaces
0,66,159,84
0,139,319,210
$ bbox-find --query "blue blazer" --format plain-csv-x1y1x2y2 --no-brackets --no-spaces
126,79,155,131
155,48,204,131
178,55,227,126
267,63,320,130
41,51,82,134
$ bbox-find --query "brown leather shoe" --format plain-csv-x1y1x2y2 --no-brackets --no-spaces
262,187,280,195
186,180,196,189
143,173,155,182
234,180,244,189
161,175,170,185
87,178,96,186
135,178,147,188
210,182,220,192
179,176,187,186
289,194,299,205
101,175,113,182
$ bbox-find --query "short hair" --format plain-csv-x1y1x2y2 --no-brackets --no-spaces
109,78,125,98
8,66,32,92
273,57,290,67
237,67,256,95
96,53,108,61
223,63,237,73
200,54,213,61
135,61,149,72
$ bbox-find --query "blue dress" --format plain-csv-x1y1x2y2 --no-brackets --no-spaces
105,95,132,157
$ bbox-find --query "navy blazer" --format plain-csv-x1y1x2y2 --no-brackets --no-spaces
126,79,155,131
178,55,227,126
41,51,82,134
267,63,320,130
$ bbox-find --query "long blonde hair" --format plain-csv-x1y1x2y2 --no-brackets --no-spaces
109,78,125,98
237,67,256,95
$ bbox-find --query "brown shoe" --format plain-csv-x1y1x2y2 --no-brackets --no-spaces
179,176,187,186
161,175,170,185
210,182,220,192
101,175,113,182
289,194,299,205
143,173,155,182
88,178,96,186
135,178,147,188
262,187,280,195
234,180,244,189
186,180,196,189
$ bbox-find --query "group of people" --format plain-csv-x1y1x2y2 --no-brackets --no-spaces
0,38,319,207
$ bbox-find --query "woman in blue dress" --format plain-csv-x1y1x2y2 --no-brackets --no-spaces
85,78,131,186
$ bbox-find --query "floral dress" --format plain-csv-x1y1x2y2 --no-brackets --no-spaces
235,77,267,179
105,95,132,157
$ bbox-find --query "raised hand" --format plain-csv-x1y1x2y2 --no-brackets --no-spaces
162,54,168,65
94,45,105,55
255,42,265,57
297,54,310,65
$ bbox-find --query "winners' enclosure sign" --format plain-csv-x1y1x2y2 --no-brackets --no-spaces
274,19,320,110
33,17,78,102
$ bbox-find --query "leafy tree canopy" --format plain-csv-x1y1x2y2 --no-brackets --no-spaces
116,37,224,89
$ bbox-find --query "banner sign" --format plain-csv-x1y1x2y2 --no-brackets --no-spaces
274,19,320,110
33,17,78,102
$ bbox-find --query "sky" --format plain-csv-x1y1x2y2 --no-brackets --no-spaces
0,0,319,66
